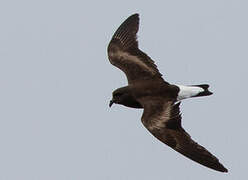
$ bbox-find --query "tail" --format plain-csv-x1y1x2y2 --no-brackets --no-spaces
191,84,213,97
176,84,213,101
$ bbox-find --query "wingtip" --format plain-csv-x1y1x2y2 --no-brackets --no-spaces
110,13,140,50
213,163,228,173
130,13,139,17
125,13,139,24
221,166,228,173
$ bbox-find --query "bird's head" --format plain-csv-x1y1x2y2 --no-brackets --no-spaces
109,87,130,107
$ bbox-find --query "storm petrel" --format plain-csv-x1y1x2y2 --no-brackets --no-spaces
107,14,227,173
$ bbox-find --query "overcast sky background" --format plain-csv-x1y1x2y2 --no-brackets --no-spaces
0,0,247,179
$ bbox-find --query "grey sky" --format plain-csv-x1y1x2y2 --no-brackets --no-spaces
0,0,247,179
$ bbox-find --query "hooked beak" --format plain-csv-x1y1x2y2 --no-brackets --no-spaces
109,100,114,107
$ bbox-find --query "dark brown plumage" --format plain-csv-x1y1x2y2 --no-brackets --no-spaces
107,14,227,173
108,14,164,84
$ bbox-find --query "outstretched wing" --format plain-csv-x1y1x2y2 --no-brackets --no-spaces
140,98,228,172
107,14,165,85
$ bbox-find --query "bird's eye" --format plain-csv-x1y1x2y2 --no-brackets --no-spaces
114,92,122,97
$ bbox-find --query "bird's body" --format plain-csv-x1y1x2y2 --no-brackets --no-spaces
107,14,227,173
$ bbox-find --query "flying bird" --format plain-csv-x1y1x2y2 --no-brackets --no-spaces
107,13,228,173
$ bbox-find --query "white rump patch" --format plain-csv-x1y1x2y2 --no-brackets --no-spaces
176,85,204,101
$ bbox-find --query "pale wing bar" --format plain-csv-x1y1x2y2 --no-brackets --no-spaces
107,14,164,84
